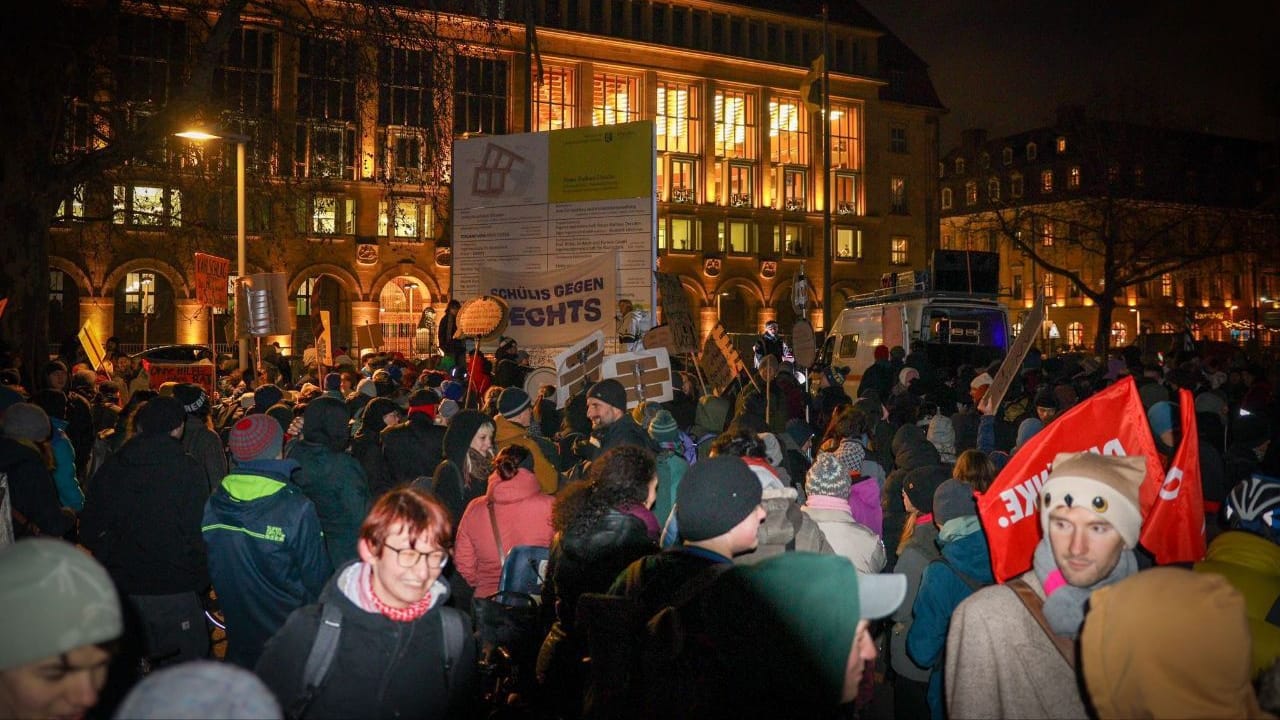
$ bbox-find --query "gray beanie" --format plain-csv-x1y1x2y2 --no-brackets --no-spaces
115,661,282,719
933,479,979,525
2,402,51,443
806,452,852,500
0,539,122,670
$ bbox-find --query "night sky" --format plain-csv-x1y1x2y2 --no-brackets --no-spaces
856,0,1279,150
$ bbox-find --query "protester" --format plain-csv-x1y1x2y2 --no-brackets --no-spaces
453,445,555,598
801,453,885,573
381,390,447,487
946,451,1146,718
648,409,688,531
256,487,477,718
170,383,227,494
1,402,74,538
350,396,401,499
0,539,123,720
114,660,282,719
688,395,731,461
28,389,83,512
493,387,561,493
1080,567,1269,719
584,379,649,455
425,409,495,524
203,414,331,669
286,396,370,568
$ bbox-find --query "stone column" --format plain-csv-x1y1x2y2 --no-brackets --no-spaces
174,299,207,345
700,305,717,340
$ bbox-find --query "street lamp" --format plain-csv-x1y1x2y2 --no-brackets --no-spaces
1129,307,1141,339
175,126,251,372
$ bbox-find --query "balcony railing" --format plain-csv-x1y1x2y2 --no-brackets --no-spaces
729,193,752,208
671,186,695,204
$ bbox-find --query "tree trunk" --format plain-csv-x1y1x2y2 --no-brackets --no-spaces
1093,300,1115,356
0,196,54,388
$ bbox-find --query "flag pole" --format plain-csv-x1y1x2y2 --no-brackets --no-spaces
820,3,833,338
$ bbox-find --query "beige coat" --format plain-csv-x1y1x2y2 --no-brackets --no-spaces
801,505,886,574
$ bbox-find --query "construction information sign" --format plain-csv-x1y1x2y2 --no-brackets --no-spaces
451,121,656,318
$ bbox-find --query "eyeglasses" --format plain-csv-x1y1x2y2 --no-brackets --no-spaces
382,544,448,569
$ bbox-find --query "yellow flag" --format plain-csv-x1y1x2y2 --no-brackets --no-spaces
800,55,825,114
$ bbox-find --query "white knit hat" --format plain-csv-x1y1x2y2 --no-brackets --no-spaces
1040,452,1146,549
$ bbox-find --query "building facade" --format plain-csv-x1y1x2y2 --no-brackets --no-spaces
938,107,1279,352
47,0,944,357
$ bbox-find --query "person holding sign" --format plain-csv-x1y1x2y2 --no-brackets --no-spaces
945,451,1146,719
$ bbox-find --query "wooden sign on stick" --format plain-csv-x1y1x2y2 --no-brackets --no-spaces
602,348,674,409
554,331,606,408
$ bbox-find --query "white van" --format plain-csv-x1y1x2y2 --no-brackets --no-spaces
820,252,1010,397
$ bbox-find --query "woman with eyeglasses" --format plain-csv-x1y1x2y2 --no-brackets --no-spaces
256,486,478,719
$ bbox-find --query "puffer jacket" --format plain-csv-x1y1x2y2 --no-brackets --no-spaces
287,396,370,568
1195,530,1280,679
454,467,555,597
802,500,885,573
382,412,446,485
735,487,833,565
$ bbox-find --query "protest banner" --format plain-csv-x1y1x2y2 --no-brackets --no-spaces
602,348,674,408
655,272,698,354
315,310,334,367
978,377,1163,582
641,325,674,354
477,253,615,347
699,323,746,393
146,360,217,396
194,253,231,310
457,295,510,341
554,331,605,408
356,322,384,352
1139,388,1206,563
985,293,1045,410
78,323,108,373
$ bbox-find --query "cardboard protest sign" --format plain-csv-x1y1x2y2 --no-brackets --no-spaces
194,253,231,310
791,320,816,367
477,254,614,347
315,310,334,367
602,347,674,409
978,377,1163,582
145,361,217,396
699,323,746,393
985,293,1045,410
554,331,605,408
456,295,510,341
78,323,108,373
655,272,699,354
357,322,384,351
1140,388,1206,564
641,325,674,353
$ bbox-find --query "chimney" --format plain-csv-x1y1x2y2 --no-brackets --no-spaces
960,128,987,152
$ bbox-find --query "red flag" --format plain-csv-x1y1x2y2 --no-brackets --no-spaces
978,377,1163,582
1139,388,1206,563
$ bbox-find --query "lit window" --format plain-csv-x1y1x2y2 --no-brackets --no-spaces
955,157,966,174
889,126,907,153
834,172,858,215
1041,221,1054,246
1026,142,1037,161
378,199,434,242
1111,322,1127,345
781,223,807,256
941,187,952,210
891,236,908,265
1043,272,1055,298
300,194,354,235
829,103,859,169
719,219,756,254
715,89,757,159
656,80,699,154
1067,269,1082,298
661,216,699,252
383,126,427,183
780,167,806,210
1067,322,1084,346
592,72,639,126
965,181,977,205
112,185,182,226
533,64,575,131
1041,169,1054,193
1011,173,1024,198
56,185,86,222
890,176,908,214
295,277,316,316
988,178,1000,202
769,96,807,165
1002,147,1013,165
664,157,698,203
123,271,157,315
1056,136,1067,153
1161,273,1173,297
1069,166,1081,189
834,227,862,260
725,162,753,206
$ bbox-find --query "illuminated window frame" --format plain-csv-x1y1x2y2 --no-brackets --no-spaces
890,236,908,265
714,88,757,159
378,198,434,242
768,95,807,165
941,187,952,210
830,103,859,169
656,80,700,154
591,72,639,126
532,64,575,131
834,226,862,260
889,176,908,215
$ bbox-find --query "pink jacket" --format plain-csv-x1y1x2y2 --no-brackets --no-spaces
454,467,555,597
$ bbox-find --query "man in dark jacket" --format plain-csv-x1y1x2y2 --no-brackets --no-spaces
173,383,227,494
585,379,649,455
286,396,370,568
858,345,895,401
382,391,446,486
204,414,331,669
80,396,210,666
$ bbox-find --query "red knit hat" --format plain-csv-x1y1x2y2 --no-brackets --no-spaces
229,414,283,462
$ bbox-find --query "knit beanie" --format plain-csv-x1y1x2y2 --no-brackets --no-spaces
173,383,208,416
1147,401,1175,438
254,384,284,410
323,372,342,392
135,396,185,436
0,539,122,670
676,456,763,541
1033,387,1059,410
899,367,920,387
933,479,979,524
903,465,950,514
1040,451,1145,549
648,409,679,448
758,433,784,468
926,414,956,462
587,378,628,411
498,387,532,419
970,372,993,390
785,418,814,448
228,414,284,463
355,377,377,398
806,452,851,500
115,661,282,719
439,398,460,421
440,380,464,402
265,404,293,435
833,438,865,475
2,402,50,442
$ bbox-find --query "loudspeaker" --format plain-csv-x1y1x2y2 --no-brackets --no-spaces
931,250,1000,295
236,272,294,338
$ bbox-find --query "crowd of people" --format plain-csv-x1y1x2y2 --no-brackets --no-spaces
0,331,1278,719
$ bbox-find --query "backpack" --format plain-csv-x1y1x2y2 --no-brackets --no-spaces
678,431,698,466
287,603,468,720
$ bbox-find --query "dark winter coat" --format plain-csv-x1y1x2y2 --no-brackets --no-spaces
381,413,446,487
350,398,400,498
81,431,209,595
287,397,370,568
0,437,72,538
425,410,493,524
858,359,895,401
202,459,332,668
182,416,227,494
591,414,651,457
882,425,942,570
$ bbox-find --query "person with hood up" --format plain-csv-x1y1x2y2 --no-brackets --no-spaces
907,478,994,720
890,464,950,720
453,445,555,598
256,487,478,719
802,453,885,574
1081,567,1270,719
882,423,943,570
80,396,210,666
811,365,851,437
425,409,495,524
381,389,447,487
28,390,82,511
286,396,370,568
0,403,75,538
1195,474,1280,679
203,414,331,669
926,413,957,464
648,409,688,531
350,397,401,499
688,394,730,461
172,383,227,494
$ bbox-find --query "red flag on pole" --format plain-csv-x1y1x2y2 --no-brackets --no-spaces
977,377,1164,582
1139,388,1206,563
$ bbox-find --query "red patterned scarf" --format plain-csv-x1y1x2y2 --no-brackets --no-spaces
367,569,434,622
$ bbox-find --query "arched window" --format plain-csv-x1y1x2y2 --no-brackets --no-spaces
1067,322,1085,347
1110,321,1128,346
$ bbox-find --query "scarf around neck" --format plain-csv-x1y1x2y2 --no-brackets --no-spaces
466,447,492,488
1032,536,1137,638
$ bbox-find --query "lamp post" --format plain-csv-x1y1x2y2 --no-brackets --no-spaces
175,127,251,372
1129,307,1141,342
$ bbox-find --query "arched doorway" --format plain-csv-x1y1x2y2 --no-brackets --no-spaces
113,269,175,348
294,275,348,354
378,277,431,358
49,269,81,349
714,285,760,336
